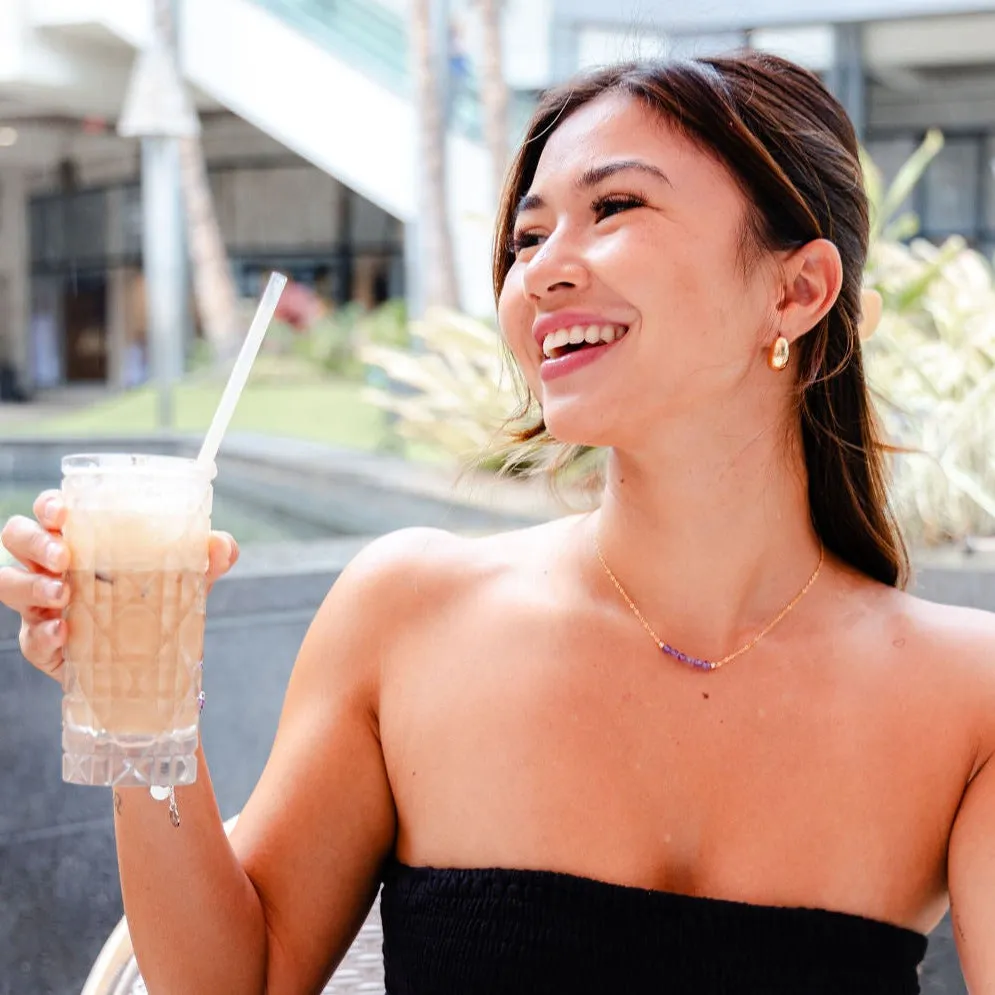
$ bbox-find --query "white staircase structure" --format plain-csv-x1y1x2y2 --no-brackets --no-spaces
0,0,496,313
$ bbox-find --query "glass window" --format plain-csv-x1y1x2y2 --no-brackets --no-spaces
864,137,919,229
922,137,981,237
29,198,64,267
984,134,995,238
119,185,143,260
63,190,107,262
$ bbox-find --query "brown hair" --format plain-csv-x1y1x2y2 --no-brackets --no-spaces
492,52,909,589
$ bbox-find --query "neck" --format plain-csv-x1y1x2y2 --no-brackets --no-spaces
591,417,823,661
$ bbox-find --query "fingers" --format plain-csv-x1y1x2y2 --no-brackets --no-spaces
1,515,69,574
207,531,239,588
0,568,70,615
32,490,66,532
18,616,65,678
0,490,70,680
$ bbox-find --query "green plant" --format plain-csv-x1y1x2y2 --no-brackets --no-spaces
359,307,527,463
862,133,995,544
280,299,411,382
289,304,365,380
356,299,411,349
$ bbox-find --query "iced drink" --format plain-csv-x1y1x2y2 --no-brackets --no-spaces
60,454,215,788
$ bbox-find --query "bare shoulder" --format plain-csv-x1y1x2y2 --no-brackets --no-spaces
871,583,995,770
895,587,995,667
325,519,572,627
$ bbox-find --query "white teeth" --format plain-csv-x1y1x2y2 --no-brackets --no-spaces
543,327,570,357
541,324,628,357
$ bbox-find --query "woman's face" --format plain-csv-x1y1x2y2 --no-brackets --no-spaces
498,91,781,450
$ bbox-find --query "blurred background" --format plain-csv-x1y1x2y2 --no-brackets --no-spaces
1,0,995,992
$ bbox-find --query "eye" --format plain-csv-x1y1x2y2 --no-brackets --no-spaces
593,194,646,222
509,230,545,257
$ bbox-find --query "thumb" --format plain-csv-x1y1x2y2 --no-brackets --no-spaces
207,531,239,587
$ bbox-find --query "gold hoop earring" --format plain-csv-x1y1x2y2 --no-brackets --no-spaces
768,336,790,371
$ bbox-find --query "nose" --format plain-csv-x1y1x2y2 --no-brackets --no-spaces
521,229,590,302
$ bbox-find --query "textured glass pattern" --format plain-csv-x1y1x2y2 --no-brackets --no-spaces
60,455,214,788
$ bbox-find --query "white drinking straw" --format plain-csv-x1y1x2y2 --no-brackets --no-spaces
197,272,288,469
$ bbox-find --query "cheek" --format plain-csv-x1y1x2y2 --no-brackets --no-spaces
497,270,536,368
627,233,741,330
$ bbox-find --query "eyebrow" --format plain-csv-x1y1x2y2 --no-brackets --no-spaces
515,159,672,217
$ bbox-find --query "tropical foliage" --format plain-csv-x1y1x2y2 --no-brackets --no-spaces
862,132,995,544
358,308,525,464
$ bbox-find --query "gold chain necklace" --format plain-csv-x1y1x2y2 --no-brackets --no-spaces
594,537,825,672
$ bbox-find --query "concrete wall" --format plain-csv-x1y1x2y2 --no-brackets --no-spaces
553,0,995,32
17,115,293,194
211,166,345,252
557,8,995,90
205,165,398,254
869,77,995,130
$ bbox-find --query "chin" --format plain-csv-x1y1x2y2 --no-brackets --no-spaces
541,400,618,450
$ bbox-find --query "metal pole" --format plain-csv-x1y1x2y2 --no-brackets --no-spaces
141,136,185,429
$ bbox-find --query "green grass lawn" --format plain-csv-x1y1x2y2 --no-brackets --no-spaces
12,378,391,450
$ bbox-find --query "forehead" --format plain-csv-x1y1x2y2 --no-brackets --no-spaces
529,90,729,193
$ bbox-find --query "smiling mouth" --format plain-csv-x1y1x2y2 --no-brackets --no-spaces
542,323,629,359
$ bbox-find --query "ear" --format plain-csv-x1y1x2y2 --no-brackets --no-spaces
775,239,843,344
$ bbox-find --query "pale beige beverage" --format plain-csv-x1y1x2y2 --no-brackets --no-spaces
61,455,215,788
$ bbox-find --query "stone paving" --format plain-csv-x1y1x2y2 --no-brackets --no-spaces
322,906,385,994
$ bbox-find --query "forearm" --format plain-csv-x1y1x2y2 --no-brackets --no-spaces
113,743,268,994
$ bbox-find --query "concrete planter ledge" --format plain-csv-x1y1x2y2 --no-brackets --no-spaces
0,432,565,534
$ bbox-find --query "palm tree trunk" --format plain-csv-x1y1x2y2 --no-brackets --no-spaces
478,0,509,205
155,0,241,359
176,135,242,359
410,0,461,311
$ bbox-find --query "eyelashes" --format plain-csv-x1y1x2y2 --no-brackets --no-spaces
508,230,543,254
593,192,646,219
508,193,647,257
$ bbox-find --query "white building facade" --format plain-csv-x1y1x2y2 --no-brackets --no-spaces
0,0,993,391
0,0,494,392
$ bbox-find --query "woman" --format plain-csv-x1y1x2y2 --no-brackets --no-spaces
3,53,994,994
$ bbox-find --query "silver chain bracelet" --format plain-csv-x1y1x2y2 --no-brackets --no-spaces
150,785,181,827
146,687,205,827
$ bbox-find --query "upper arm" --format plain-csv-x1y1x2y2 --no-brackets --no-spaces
949,754,995,992
227,528,453,995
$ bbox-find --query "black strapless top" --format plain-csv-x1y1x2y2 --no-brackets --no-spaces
380,861,928,994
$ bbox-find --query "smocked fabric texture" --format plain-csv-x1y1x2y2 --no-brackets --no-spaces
380,861,928,994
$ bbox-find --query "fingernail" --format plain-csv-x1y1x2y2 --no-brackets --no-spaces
44,580,64,603
42,618,62,640
45,541,63,571
42,497,62,522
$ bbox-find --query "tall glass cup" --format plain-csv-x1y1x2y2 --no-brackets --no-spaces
60,454,216,788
